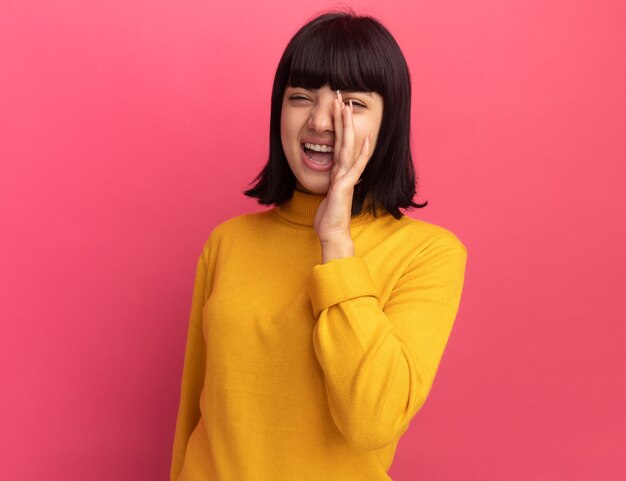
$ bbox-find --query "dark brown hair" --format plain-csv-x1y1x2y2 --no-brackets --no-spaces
243,9,427,219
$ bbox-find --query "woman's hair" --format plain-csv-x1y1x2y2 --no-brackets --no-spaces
243,8,428,219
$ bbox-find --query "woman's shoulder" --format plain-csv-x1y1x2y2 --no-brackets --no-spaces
197,209,275,256
215,209,272,233
391,214,468,254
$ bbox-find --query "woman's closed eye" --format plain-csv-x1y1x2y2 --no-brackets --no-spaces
289,95,311,103
344,99,366,108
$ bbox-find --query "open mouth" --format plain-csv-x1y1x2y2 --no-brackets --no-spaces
301,143,334,165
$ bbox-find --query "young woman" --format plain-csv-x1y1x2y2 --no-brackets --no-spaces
170,9,468,481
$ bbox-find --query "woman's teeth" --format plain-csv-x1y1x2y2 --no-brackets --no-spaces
303,142,333,153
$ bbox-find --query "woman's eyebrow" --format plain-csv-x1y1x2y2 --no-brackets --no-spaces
340,90,373,97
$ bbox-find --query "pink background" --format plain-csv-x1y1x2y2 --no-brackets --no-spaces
1,0,625,479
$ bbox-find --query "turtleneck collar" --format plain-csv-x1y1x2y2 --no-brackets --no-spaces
274,189,387,227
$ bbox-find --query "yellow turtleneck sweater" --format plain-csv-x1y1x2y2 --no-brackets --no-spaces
170,190,468,481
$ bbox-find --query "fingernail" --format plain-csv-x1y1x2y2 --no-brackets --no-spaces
349,99,353,112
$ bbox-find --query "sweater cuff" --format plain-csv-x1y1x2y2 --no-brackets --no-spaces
308,256,378,318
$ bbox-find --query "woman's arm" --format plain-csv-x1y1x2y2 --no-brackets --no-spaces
308,240,468,451
310,91,468,450
170,252,209,481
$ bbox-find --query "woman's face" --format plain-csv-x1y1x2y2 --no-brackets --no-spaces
280,83,383,195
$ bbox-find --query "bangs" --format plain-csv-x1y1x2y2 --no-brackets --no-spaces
286,21,387,94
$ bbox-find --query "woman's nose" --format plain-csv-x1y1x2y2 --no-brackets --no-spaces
307,98,335,133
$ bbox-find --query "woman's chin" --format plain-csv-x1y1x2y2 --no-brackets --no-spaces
295,179,330,195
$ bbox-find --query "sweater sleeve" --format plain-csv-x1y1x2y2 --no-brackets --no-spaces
308,240,468,451
170,251,209,481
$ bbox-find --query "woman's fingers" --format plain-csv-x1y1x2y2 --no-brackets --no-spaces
341,100,355,170
331,91,367,188
333,92,343,168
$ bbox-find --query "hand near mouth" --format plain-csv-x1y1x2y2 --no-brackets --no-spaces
313,91,372,262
